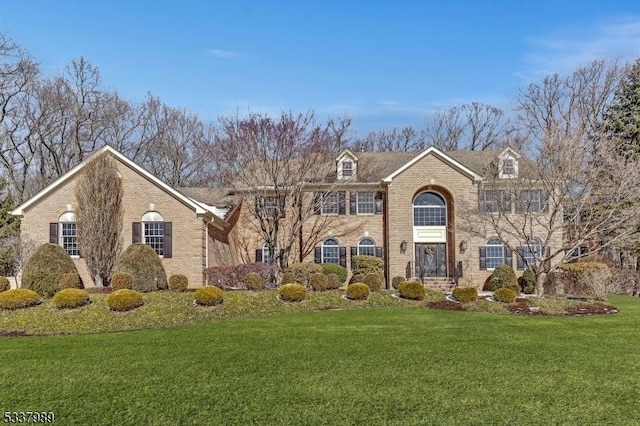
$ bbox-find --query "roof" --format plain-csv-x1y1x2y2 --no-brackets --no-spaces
11,146,228,225
177,187,242,220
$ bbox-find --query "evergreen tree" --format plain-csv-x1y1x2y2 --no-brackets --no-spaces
0,180,19,276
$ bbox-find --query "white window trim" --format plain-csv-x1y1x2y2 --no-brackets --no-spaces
321,238,340,264
59,212,79,258
499,155,518,178
486,238,505,271
142,211,164,257
357,237,376,256
356,192,375,215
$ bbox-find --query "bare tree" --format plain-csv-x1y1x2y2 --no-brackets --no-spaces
352,126,427,152
75,153,124,286
0,233,36,284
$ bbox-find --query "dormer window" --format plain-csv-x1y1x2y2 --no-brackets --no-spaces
336,149,358,180
502,158,515,175
342,161,353,177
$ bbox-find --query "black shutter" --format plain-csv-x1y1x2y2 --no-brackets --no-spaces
542,190,550,213
516,247,525,270
255,248,262,262
375,247,384,258
339,247,347,267
338,191,346,215
502,190,512,213
279,196,286,218
350,192,357,215
544,246,551,271
132,222,141,243
479,246,487,270
314,247,322,263
504,247,512,267
374,192,383,215
350,246,357,261
313,192,321,215
163,222,172,258
49,223,58,244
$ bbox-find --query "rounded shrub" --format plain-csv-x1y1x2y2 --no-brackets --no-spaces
278,283,306,302
0,289,41,310
326,273,340,290
168,274,188,291
111,272,134,291
194,286,224,306
243,272,264,291
349,273,367,285
286,263,323,286
494,287,517,303
363,273,383,292
351,255,383,272
398,281,426,301
484,264,517,291
59,272,83,290
320,263,347,285
503,281,521,295
557,262,611,300
112,243,167,292
309,273,329,291
106,289,144,312
392,276,405,290
281,271,297,285
452,286,478,303
518,269,536,294
52,288,90,309
0,277,10,293
22,243,78,297
346,283,370,300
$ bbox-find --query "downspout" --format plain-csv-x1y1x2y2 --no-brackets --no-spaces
382,185,390,289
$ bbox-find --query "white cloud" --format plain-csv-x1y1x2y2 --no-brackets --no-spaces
204,48,240,59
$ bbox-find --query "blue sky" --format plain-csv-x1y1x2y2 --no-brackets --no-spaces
2,1,640,133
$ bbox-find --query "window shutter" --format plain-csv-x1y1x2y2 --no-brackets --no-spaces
374,192,383,215
163,222,172,258
479,246,487,270
544,246,551,271
132,222,142,243
339,247,347,267
255,248,262,262
350,192,357,215
313,192,321,215
504,247,512,267
502,190,512,213
49,223,58,244
338,191,346,215
375,247,384,258
516,248,524,270
314,247,322,263
350,246,357,260
279,196,286,219
542,190,550,213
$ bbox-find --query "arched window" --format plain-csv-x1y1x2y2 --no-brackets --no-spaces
413,192,446,226
357,237,376,256
322,238,340,264
486,237,505,269
262,242,271,264
142,211,164,256
59,212,79,256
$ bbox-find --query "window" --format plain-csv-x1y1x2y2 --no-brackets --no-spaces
342,161,353,177
356,192,374,214
321,238,340,264
479,190,511,213
262,242,271,264
486,237,504,270
357,237,376,256
413,192,446,226
516,190,548,213
142,211,164,256
256,195,285,218
58,212,79,256
315,191,345,215
502,158,515,176
521,238,542,268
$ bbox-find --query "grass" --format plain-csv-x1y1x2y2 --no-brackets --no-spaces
0,294,638,424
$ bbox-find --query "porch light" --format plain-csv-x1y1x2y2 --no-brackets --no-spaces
400,240,408,253
459,240,468,253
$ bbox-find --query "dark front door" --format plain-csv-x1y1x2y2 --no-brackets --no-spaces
415,243,447,278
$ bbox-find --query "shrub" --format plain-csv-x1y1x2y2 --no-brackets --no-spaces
484,264,517,291
168,274,188,291
349,273,367,285
350,255,384,287
326,273,340,290
111,272,134,291
363,273,383,292
286,263,323,286
281,271,297,285
244,272,264,291
346,283,370,300
194,286,224,306
309,273,329,291
205,263,276,289
106,289,144,312
112,243,167,292
59,272,83,290
22,243,78,297
452,287,478,303
398,281,426,301
52,288,90,309
392,276,405,290
608,268,640,296
320,263,347,284
0,277,10,293
503,281,521,294
0,289,41,310
554,262,611,300
278,283,306,302
494,287,517,303
518,269,536,294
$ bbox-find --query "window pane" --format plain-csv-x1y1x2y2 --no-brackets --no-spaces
486,239,504,269
144,222,164,256
61,223,79,256
357,192,374,214
358,238,376,256
321,193,339,214
413,206,446,226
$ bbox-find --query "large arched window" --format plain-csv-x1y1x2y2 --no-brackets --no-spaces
486,237,504,269
357,237,376,256
322,238,340,264
142,211,164,256
413,192,446,226
59,212,79,256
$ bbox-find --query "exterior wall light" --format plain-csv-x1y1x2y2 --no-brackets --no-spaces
400,240,408,253
459,240,468,253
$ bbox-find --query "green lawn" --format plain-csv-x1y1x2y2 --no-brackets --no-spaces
1,295,639,425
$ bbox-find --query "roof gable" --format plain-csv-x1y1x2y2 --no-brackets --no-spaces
382,147,483,183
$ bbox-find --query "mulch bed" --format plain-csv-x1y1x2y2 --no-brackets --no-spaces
0,329,31,337
425,300,466,311
565,302,618,315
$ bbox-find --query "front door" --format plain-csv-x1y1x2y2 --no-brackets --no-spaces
415,243,447,278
